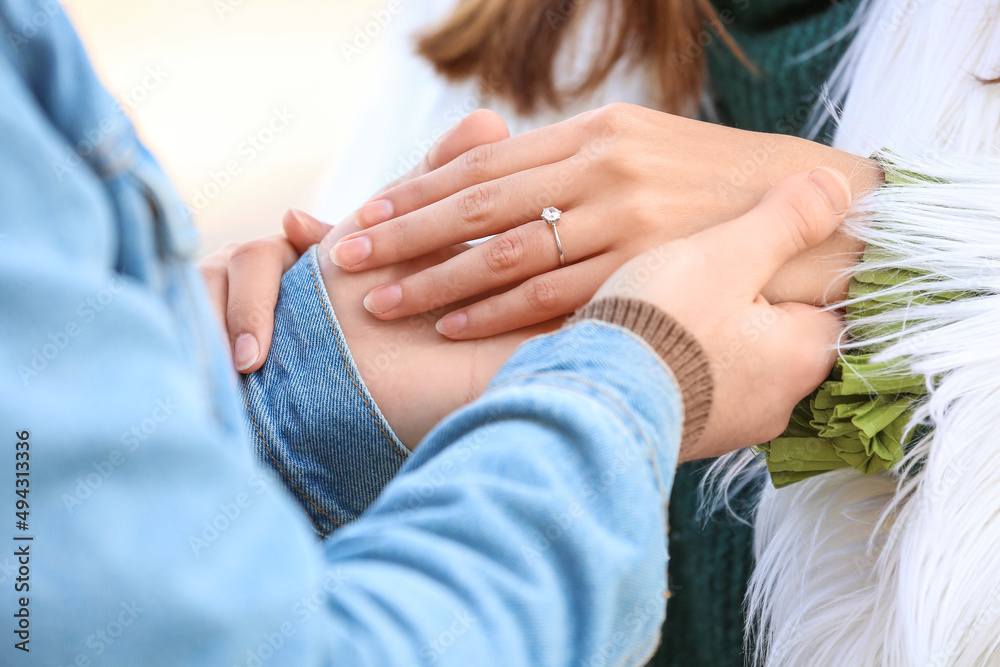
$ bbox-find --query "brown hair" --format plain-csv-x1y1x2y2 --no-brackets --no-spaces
416,0,752,116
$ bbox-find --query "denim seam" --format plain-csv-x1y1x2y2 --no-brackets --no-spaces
306,250,407,460
240,377,341,531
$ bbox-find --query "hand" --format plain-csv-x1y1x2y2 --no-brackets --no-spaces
328,103,883,339
201,110,558,447
313,217,555,446
596,167,850,462
200,210,331,371
199,109,514,374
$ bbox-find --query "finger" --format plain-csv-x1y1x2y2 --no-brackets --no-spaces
199,243,238,331
226,235,300,373
361,220,575,319
770,302,843,397
330,158,584,271
367,113,588,225
283,208,333,254
414,109,511,179
435,256,617,340
693,167,853,296
361,109,512,222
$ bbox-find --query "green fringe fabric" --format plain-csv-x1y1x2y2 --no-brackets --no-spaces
756,168,941,488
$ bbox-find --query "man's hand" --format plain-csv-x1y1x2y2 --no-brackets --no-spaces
595,167,850,461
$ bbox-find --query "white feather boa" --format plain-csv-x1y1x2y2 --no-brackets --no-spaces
738,1,1000,665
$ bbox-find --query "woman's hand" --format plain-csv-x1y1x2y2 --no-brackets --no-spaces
597,167,850,462
199,109,513,374
313,219,555,446
200,210,331,372
328,103,883,339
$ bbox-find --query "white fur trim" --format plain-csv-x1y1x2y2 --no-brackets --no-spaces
743,1,1000,663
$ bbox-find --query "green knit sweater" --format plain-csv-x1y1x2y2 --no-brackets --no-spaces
650,2,861,665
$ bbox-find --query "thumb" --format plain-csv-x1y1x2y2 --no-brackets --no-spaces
695,167,853,296
283,208,332,253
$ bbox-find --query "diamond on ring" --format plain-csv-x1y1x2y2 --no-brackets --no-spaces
541,207,566,266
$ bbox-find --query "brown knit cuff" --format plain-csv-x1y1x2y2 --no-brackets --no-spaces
570,297,714,448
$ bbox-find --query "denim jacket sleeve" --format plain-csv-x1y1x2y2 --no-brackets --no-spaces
240,246,410,536
0,2,337,665
320,321,683,667
0,1,683,665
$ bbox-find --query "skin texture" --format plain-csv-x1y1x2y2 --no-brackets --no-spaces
201,111,552,447
314,222,553,447
596,167,848,462
329,104,883,340
201,110,848,455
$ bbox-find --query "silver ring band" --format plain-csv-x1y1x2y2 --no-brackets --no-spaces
541,207,566,266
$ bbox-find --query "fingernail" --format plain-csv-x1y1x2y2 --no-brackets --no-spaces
809,167,852,215
330,236,372,268
435,311,467,337
288,208,323,236
363,284,402,315
355,200,394,227
234,333,259,371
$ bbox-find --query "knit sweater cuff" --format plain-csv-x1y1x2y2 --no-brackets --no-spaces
571,297,714,448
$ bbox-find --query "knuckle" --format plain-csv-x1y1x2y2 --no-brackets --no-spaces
199,261,228,285
525,276,561,312
385,221,409,257
592,102,639,134
456,183,495,227
396,171,429,211
229,238,277,266
227,297,268,329
461,143,497,182
484,233,525,276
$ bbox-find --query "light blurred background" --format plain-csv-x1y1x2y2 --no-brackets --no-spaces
67,0,390,255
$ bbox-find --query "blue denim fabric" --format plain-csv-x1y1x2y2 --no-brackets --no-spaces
0,2,333,664
241,246,409,536
0,1,686,664
320,323,682,667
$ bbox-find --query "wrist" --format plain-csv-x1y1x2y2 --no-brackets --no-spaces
777,134,885,200
571,297,713,456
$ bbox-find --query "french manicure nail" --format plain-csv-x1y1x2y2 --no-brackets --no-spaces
809,167,852,215
234,333,259,371
436,312,468,337
330,236,372,268
355,200,395,227
363,284,402,315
